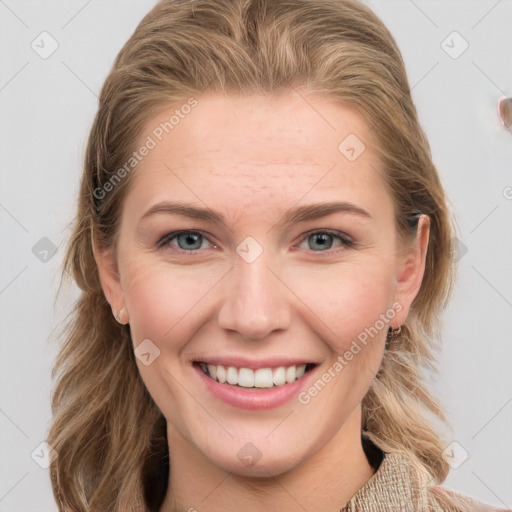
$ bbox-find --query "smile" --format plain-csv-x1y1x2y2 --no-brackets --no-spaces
197,362,316,389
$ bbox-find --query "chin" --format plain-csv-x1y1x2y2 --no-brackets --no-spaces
207,445,304,478
186,426,310,478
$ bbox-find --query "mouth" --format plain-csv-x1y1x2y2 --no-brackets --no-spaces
194,361,317,389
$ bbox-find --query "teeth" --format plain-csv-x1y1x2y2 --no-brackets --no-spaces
273,366,286,386
199,363,309,388
207,364,217,380
238,367,255,387
216,365,227,383
226,366,238,385
254,368,273,388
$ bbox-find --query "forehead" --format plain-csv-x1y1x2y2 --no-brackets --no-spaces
124,90,390,222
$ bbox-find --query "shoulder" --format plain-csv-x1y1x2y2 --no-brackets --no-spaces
343,449,509,512
429,485,511,512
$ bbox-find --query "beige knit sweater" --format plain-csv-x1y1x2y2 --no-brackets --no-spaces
341,449,509,512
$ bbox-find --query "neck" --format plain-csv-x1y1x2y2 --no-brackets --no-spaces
160,407,376,512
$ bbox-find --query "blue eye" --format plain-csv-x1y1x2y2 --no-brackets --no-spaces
157,229,354,255
299,230,354,253
157,231,214,253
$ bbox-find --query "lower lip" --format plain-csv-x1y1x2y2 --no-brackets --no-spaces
194,364,317,410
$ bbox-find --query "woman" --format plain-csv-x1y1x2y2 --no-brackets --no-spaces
47,0,507,511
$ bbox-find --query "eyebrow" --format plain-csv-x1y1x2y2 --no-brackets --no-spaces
139,200,372,226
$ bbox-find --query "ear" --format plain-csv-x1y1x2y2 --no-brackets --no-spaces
92,232,129,324
392,214,430,327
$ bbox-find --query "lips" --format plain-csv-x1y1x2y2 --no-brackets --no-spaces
193,359,319,410
196,362,316,389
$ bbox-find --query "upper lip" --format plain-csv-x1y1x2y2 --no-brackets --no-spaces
193,357,319,370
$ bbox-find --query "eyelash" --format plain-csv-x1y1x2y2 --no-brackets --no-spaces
156,229,355,256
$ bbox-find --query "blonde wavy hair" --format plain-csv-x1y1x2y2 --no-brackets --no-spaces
48,0,469,510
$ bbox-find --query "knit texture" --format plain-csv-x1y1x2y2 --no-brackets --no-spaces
341,449,508,512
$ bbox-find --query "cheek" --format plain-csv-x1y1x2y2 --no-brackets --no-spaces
121,260,221,344
286,260,396,353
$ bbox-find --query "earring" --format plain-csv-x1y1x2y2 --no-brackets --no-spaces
385,325,402,348
390,325,401,337
113,306,128,325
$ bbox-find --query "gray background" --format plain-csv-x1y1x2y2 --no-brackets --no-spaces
1,0,511,510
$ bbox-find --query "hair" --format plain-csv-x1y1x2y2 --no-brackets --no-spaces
47,0,468,510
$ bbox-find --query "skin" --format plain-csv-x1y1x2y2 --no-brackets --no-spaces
94,89,429,512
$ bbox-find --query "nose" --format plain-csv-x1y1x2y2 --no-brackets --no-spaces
216,253,291,341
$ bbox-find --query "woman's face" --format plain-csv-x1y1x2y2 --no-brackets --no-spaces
95,89,427,476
